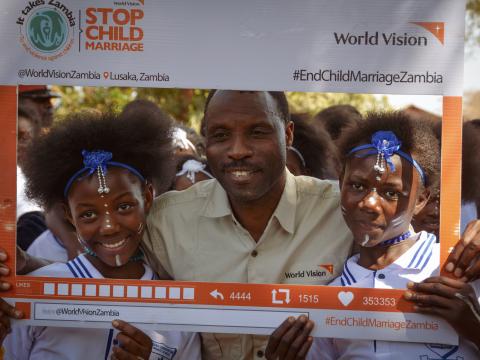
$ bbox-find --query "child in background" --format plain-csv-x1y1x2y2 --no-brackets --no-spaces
266,112,480,359
287,113,339,180
173,154,213,191
2,111,200,359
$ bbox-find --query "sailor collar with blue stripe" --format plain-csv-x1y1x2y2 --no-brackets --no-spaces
339,231,436,286
66,253,156,280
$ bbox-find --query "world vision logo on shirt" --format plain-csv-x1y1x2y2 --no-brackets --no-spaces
285,264,334,280
333,21,445,47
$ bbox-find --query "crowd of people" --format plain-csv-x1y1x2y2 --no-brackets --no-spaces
1,88,480,359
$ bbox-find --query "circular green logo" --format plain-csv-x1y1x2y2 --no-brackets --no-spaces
26,9,68,53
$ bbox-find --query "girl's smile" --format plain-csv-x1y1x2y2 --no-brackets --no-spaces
66,167,153,278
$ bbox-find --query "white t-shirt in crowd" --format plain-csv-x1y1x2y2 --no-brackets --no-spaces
26,229,69,263
4,254,201,360
16,166,42,219
308,231,480,360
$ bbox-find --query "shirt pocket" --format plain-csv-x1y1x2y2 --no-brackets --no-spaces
200,333,244,360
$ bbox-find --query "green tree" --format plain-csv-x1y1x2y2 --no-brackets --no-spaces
286,92,390,116
466,0,480,48
53,86,390,130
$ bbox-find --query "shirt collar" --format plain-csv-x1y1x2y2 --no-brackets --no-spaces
201,169,297,234
202,179,232,218
271,169,297,234
339,231,437,286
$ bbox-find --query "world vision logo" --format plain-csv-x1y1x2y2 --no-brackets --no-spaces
83,0,145,52
318,264,334,274
410,22,445,45
16,1,76,61
284,264,334,279
333,21,445,47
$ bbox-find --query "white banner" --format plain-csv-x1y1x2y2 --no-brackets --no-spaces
8,298,457,344
0,0,465,95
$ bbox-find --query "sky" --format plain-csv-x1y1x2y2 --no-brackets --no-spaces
383,45,480,115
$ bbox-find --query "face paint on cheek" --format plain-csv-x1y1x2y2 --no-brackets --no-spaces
137,223,144,234
391,216,404,228
115,254,122,267
361,234,370,247
341,206,346,215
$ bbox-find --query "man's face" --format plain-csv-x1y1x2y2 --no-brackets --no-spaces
205,91,293,205
17,116,36,168
21,97,54,128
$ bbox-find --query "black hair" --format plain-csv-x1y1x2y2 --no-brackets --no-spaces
203,90,290,129
290,113,339,179
313,105,362,141
120,98,163,118
337,111,440,190
23,109,174,209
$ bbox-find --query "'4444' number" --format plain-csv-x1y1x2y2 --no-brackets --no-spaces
229,292,252,301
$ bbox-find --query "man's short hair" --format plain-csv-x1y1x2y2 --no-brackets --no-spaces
203,90,290,129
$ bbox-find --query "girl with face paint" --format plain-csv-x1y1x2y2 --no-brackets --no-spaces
266,112,480,359
1,111,200,359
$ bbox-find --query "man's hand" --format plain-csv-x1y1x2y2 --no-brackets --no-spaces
111,320,152,360
265,316,314,360
445,219,480,280
404,276,480,347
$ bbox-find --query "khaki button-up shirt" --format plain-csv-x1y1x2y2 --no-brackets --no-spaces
143,171,353,359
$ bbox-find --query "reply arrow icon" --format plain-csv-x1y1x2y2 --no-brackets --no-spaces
210,289,224,301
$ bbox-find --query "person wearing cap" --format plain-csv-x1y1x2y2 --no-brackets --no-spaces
19,85,59,128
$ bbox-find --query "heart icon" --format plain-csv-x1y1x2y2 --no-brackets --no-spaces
103,71,109,79
338,291,354,307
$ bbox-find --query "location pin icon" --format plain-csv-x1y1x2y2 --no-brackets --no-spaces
103,71,109,79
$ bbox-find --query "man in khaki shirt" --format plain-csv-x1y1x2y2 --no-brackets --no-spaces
142,90,352,359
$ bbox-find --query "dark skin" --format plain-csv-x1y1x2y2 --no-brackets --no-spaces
0,169,154,358
266,153,429,359
286,149,309,177
45,203,84,260
411,194,440,238
173,171,211,191
405,276,480,348
111,319,153,360
204,91,293,242
340,153,428,269
17,116,36,170
444,219,480,280
20,97,54,128
65,168,152,279
265,316,314,360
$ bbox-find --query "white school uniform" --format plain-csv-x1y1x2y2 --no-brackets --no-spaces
4,254,201,360
308,231,480,360
27,229,69,263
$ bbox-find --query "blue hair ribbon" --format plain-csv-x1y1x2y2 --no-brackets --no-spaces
347,131,426,185
64,150,146,197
